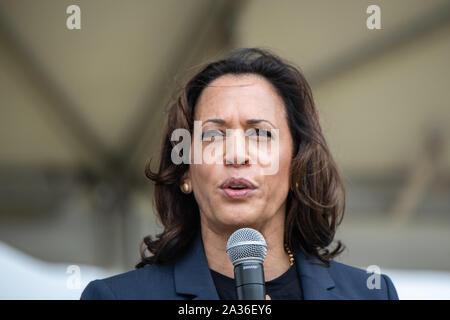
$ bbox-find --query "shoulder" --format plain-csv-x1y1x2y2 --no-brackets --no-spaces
80,263,177,300
327,260,399,300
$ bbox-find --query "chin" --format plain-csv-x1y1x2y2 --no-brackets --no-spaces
218,211,262,229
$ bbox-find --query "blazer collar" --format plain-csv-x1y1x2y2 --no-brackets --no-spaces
173,231,340,300
294,250,340,299
173,232,219,300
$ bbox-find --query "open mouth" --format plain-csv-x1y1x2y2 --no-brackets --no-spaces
228,185,247,190
220,177,256,199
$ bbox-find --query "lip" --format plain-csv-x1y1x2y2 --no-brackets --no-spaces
220,177,257,200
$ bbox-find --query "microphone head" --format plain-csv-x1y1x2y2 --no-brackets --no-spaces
226,228,267,266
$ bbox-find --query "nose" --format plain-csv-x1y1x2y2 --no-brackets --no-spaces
224,129,250,167
225,156,249,166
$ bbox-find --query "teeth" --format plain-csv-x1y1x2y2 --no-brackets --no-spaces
229,185,246,189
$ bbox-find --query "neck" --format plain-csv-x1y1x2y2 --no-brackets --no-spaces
201,212,291,282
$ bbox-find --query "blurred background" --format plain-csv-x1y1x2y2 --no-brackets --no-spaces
0,0,449,299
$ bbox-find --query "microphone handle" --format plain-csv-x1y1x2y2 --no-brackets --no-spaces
234,261,266,300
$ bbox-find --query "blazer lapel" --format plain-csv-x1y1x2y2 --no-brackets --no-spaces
174,232,342,300
173,232,220,300
295,251,342,300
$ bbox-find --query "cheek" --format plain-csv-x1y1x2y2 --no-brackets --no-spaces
190,165,207,188
190,164,216,203
263,138,292,199
267,156,291,194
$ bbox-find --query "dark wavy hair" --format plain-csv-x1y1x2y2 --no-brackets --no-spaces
135,47,345,269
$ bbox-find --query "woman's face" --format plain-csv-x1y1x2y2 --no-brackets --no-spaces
188,74,294,234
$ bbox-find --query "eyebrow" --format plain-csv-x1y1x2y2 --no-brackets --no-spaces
202,118,276,128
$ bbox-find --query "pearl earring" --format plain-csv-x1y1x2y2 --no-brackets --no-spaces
181,182,191,194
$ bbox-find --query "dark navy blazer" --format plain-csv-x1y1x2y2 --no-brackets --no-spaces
80,233,399,300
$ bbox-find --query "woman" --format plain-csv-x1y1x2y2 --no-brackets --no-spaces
81,48,399,300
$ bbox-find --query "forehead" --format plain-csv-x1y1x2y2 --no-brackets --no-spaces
194,74,286,122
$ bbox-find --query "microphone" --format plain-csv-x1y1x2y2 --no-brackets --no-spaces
226,228,267,300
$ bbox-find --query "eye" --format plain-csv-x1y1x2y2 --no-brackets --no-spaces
246,128,272,139
202,129,224,141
